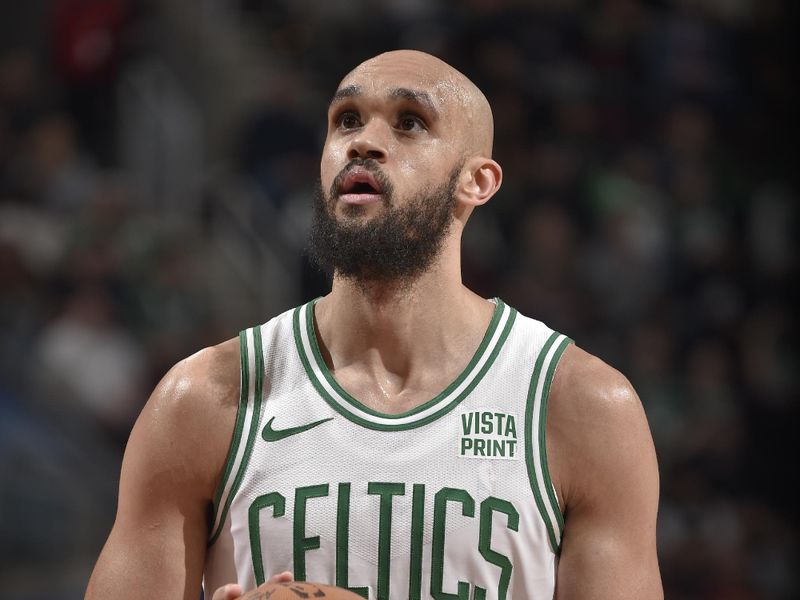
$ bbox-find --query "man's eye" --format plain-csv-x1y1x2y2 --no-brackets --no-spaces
337,112,361,129
398,115,425,132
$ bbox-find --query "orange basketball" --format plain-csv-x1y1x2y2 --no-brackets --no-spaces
240,581,365,599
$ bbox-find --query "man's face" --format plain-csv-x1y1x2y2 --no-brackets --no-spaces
308,160,460,283
312,54,469,283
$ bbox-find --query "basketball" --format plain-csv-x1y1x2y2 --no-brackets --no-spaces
240,582,365,599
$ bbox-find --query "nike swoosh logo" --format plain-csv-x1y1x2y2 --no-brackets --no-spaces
261,416,333,442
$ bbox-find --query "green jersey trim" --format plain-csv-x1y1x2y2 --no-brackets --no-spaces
208,330,250,544
208,326,265,545
524,331,572,554
293,299,516,431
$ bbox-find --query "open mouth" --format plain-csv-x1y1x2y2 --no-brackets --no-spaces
338,168,383,203
349,181,379,193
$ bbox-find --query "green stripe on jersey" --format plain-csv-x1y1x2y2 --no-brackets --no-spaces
209,326,266,545
539,335,572,535
208,330,251,544
294,299,516,431
524,331,572,554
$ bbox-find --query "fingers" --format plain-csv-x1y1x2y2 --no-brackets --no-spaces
238,574,295,599
211,583,243,600
211,572,293,600
267,571,294,584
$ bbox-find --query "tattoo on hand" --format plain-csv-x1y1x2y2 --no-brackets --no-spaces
247,583,327,599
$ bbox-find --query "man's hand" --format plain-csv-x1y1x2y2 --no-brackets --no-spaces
211,572,294,600
212,584,244,600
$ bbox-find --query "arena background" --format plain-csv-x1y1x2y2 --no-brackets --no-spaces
0,1,796,598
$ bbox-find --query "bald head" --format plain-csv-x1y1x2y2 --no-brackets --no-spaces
338,50,495,158
322,50,503,220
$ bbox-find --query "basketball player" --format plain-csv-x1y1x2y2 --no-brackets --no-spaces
85,50,662,599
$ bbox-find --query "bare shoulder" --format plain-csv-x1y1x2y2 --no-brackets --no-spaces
549,344,644,426
125,336,242,501
152,336,241,416
547,344,662,598
547,344,658,508
86,337,243,599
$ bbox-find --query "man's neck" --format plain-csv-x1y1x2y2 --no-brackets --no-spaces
312,265,494,412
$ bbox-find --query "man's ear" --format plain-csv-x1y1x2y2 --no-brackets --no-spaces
455,156,503,207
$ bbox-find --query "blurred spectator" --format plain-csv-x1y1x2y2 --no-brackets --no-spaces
34,283,145,441
19,112,99,210
50,0,133,163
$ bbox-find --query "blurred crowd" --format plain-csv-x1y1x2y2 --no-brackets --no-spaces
0,0,796,598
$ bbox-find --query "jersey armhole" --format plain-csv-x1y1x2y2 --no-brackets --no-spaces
524,332,573,555
208,327,264,545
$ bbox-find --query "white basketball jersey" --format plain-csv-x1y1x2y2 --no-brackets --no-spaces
204,298,572,600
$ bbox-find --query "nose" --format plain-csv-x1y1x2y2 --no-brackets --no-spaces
347,119,388,162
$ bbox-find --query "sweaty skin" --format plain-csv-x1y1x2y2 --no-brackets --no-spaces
337,50,495,158
85,50,662,600
316,49,504,412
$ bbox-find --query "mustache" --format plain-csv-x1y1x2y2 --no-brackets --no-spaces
329,158,393,200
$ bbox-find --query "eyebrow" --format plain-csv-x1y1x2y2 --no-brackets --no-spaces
330,84,361,106
387,88,438,116
329,85,440,119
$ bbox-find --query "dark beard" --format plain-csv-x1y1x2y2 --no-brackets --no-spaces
308,160,459,285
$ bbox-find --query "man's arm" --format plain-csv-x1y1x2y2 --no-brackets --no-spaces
85,339,240,600
548,345,663,599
